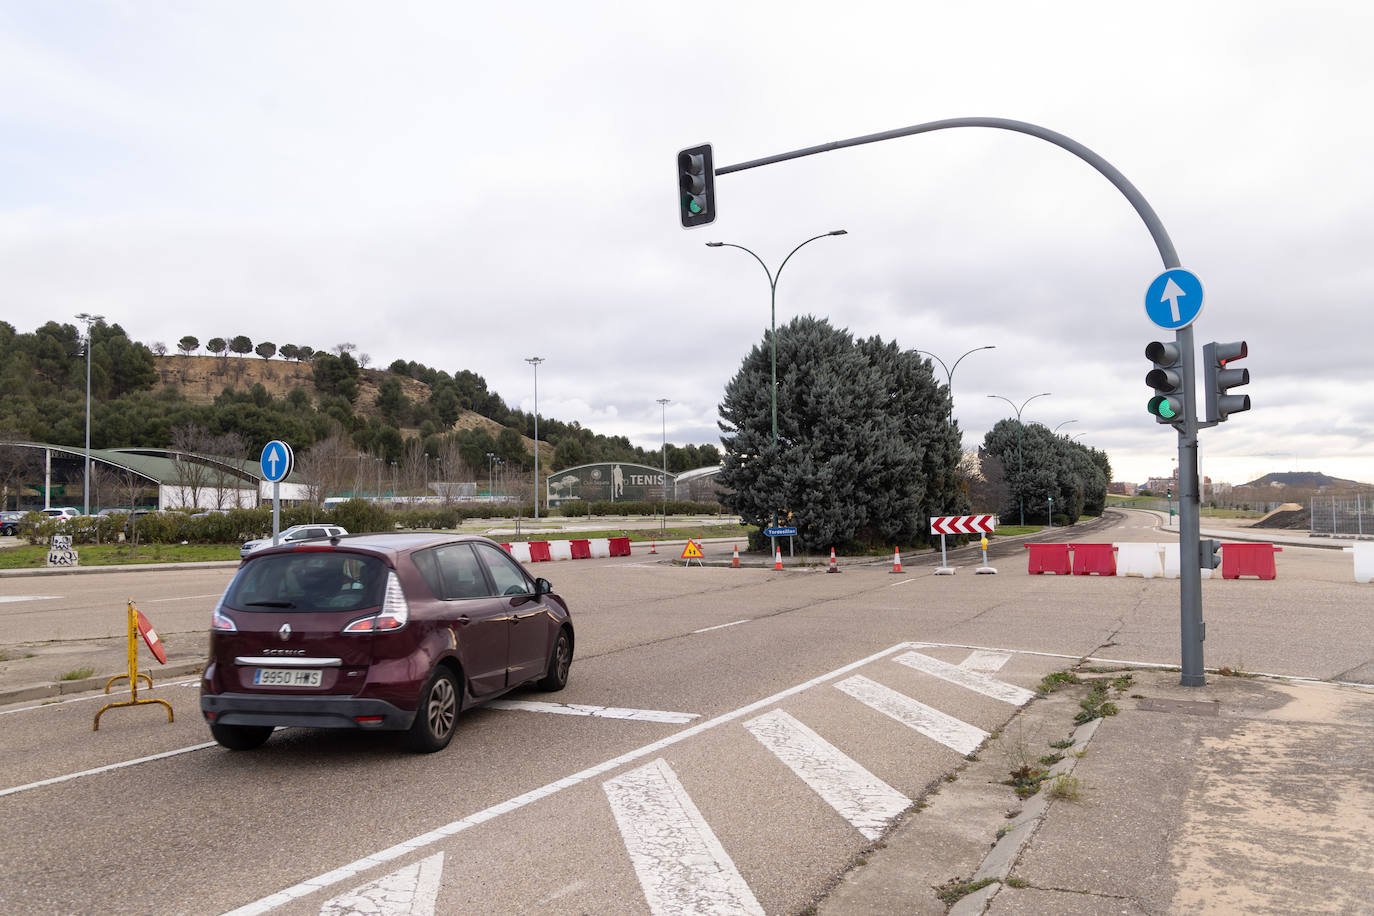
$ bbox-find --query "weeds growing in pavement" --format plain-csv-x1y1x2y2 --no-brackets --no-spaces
60,667,94,681
1038,670,1081,694
1074,681,1121,724
1048,737,1075,749
935,877,999,905
1046,774,1084,801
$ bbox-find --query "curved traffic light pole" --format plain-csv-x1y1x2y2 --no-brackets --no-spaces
715,117,1206,686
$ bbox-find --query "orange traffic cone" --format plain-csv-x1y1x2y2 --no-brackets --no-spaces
773,546,783,571
890,546,905,574
827,547,840,574
649,539,657,555
731,544,740,568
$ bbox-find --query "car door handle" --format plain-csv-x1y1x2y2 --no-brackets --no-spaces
456,615,470,626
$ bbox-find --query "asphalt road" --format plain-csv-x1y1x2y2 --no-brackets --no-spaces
0,509,1367,915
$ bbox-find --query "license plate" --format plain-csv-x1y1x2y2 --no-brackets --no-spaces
253,668,322,687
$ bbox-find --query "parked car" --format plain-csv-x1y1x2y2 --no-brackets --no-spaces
240,524,348,558
200,532,573,752
96,508,131,517
43,507,80,519
0,511,25,536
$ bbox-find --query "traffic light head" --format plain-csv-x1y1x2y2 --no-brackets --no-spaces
1203,340,1250,423
1145,340,1184,424
677,144,716,228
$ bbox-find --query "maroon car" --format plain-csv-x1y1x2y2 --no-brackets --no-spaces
200,532,573,752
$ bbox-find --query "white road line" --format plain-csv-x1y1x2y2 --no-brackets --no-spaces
0,742,218,799
893,651,1035,706
886,578,916,587
959,650,1011,672
486,700,699,724
319,852,443,916
604,758,764,916
744,709,909,840
836,675,988,756
143,592,226,603
0,595,61,603
220,641,917,916
693,619,751,634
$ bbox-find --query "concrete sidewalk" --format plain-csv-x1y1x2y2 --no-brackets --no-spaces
817,666,1374,915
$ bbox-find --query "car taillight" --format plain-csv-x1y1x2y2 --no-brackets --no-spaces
342,571,409,633
212,587,237,632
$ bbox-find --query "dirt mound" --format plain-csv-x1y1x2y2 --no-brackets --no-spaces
1250,503,1308,530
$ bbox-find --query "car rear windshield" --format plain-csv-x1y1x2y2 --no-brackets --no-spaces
226,552,387,613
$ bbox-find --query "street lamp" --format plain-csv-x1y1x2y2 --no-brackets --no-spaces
657,398,670,533
987,392,1052,526
707,230,847,549
486,452,495,502
526,357,544,520
912,345,995,424
1053,419,1078,434
75,312,104,515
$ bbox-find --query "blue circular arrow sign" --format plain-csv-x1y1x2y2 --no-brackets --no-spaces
260,439,294,483
1145,268,1204,330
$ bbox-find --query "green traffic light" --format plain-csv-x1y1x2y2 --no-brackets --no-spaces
1148,395,1178,420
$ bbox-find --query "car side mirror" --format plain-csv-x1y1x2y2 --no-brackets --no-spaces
534,577,553,596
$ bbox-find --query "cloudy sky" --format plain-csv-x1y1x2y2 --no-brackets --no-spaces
2,2,1371,487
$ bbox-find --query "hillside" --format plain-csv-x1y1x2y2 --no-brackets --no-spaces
153,355,551,462
1239,471,1365,490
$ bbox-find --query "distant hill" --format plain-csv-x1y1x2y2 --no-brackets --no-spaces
1239,471,1366,491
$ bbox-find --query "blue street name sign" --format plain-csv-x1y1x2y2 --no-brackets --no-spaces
1145,268,1205,330
764,526,798,537
260,440,294,483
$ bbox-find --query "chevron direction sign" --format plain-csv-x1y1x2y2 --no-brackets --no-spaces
930,515,997,535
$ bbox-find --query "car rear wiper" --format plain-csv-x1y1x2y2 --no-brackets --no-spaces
243,600,297,608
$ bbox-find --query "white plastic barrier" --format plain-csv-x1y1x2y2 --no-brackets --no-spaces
1349,543,1374,584
506,542,533,564
549,540,574,561
589,538,612,559
1161,543,1213,580
1116,542,1164,578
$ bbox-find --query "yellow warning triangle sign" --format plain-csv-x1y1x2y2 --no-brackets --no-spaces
681,540,704,560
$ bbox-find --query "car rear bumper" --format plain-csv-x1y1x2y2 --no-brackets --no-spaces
201,692,415,730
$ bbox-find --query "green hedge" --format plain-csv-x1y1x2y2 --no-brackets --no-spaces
14,498,730,546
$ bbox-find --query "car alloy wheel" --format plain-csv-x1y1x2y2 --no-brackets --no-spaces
406,667,460,753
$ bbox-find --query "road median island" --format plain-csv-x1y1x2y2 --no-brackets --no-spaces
816,665,1374,915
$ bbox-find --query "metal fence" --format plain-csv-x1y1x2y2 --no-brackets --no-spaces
1310,495,1373,539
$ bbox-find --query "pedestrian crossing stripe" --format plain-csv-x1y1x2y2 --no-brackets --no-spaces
681,540,704,560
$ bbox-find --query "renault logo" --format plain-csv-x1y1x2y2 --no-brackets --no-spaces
278,623,292,641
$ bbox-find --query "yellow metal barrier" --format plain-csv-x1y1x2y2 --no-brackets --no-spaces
94,600,173,730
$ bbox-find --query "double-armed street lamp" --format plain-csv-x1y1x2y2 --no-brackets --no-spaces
913,345,996,425
75,312,104,515
707,231,847,548
525,357,544,519
987,392,1052,526
1053,419,1078,435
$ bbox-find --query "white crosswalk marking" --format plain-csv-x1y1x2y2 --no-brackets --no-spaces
486,700,699,724
959,650,1011,672
744,709,909,840
318,852,443,916
603,758,765,916
835,675,989,756
893,651,1035,706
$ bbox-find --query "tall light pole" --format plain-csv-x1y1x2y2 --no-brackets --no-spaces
75,312,104,515
657,398,670,533
913,345,996,425
1053,419,1078,435
486,452,495,502
987,392,1052,526
525,357,544,520
707,230,847,551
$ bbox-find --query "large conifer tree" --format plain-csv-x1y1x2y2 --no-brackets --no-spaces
718,315,966,551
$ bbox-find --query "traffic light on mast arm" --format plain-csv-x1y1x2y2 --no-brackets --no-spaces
677,144,716,228
1146,340,1185,424
1203,340,1250,423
